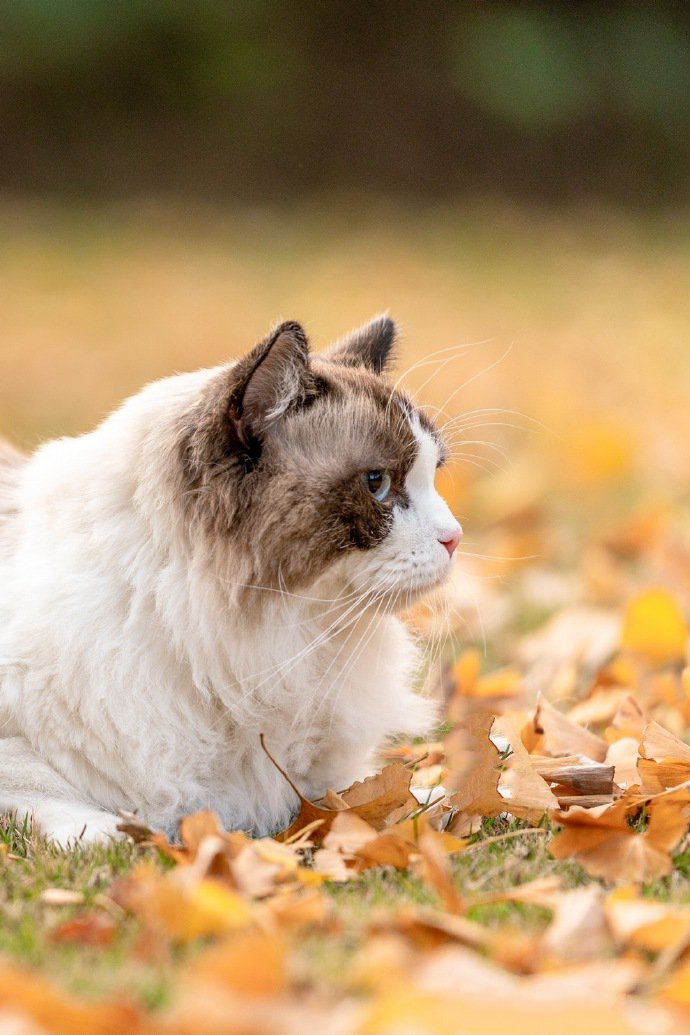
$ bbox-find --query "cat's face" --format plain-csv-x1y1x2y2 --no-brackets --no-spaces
176,317,461,610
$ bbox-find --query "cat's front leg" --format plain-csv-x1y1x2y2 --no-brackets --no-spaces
0,736,121,847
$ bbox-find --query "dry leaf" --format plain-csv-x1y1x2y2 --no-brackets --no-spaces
621,588,688,665
493,712,560,820
445,707,505,818
188,929,287,998
549,787,690,883
338,764,418,828
0,967,137,1034
540,886,612,962
50,914,116,947
113,865,254,942
415,831,465,914
528,693,608,762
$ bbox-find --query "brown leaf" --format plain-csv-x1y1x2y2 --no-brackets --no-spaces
445,707,505,817
540,886,612,962
605,887,690,955
116,811,154,843
188,929,287,998
637,721,690,793
113,864,254,942
50,914,116,947
338,763,418,828
179,811,226,853
493,712,560,820
549,787,690,883
529,693,608,762
605,737,640,789
0,967,138,1034
313,811,417,880
640,721,690,763
416,831,465,914
263,735,417,844
607,693,646,741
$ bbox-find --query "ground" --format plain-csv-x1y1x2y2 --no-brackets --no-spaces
1,199,690,1033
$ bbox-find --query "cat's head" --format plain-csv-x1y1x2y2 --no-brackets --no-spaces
175,317,461,610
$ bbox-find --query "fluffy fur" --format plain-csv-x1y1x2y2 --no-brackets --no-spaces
0,316,461,844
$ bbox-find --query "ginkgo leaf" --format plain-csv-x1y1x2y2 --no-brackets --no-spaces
0,968,137,1034
113,866,254,942
493,712,560,820
528,693,608,762
604,886,690,954
620,588,688,665
188,929,287,997
415,831,465,914
338,763,418,828
549,787,690,883
262,733,417,844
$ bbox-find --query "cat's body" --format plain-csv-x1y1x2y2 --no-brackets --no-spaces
0,318,461,844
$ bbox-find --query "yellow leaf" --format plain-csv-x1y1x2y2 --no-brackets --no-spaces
565,420,633,486
620,588,688,665
118,867,254,942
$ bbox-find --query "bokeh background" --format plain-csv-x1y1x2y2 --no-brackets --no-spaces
2,0,690,663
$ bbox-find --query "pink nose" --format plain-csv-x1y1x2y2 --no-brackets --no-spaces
439,528,462,558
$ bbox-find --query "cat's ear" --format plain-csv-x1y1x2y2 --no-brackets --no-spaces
323,315,397,374
229,321,310,441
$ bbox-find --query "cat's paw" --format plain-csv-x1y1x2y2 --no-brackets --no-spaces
32,802,122,848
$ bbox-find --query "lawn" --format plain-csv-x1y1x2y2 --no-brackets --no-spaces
1,199,690,1033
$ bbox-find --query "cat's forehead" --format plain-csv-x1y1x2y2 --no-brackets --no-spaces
274,359,441,468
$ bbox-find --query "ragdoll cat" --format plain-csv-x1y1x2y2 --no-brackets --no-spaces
0,316,461,844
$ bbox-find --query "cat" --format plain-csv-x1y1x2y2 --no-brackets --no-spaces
0,316,461,845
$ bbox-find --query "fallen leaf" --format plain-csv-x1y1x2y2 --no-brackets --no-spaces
637,721,690,792
549,787,690,883
338,764,418,828
0,967,138,1034
604,887,690,955
528,693,608,762
263,733,417,844
188,929,287,998
621,588,688,666
113,865,254,942
445,707,505,818
605,737,640,788
415,831,465,914
50,914,116,947
493,712,560,820
540,886,612,962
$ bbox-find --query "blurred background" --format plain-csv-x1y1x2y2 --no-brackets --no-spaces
2,0,690,665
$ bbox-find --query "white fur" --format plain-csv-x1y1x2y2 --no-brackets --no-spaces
0,371,460,845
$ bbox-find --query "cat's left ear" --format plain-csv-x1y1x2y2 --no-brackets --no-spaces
323,314,397,374
229,321,310,441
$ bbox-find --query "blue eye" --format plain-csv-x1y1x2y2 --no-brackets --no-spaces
363,469,392,502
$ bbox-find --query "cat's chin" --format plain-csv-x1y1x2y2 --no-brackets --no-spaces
369,573,452,614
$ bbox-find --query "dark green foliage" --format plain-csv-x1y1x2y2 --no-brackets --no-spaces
0,1,687,202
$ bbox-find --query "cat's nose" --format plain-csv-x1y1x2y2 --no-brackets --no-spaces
438,526,462,558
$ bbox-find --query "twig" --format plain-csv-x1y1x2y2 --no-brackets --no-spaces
465,827,548,852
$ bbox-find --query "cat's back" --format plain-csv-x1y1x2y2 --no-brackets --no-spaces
0,440,26,553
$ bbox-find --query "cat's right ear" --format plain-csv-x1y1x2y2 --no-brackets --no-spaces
323,315,397,374
227,321,310,444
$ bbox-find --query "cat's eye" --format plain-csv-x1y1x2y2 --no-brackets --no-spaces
362,469,392,502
